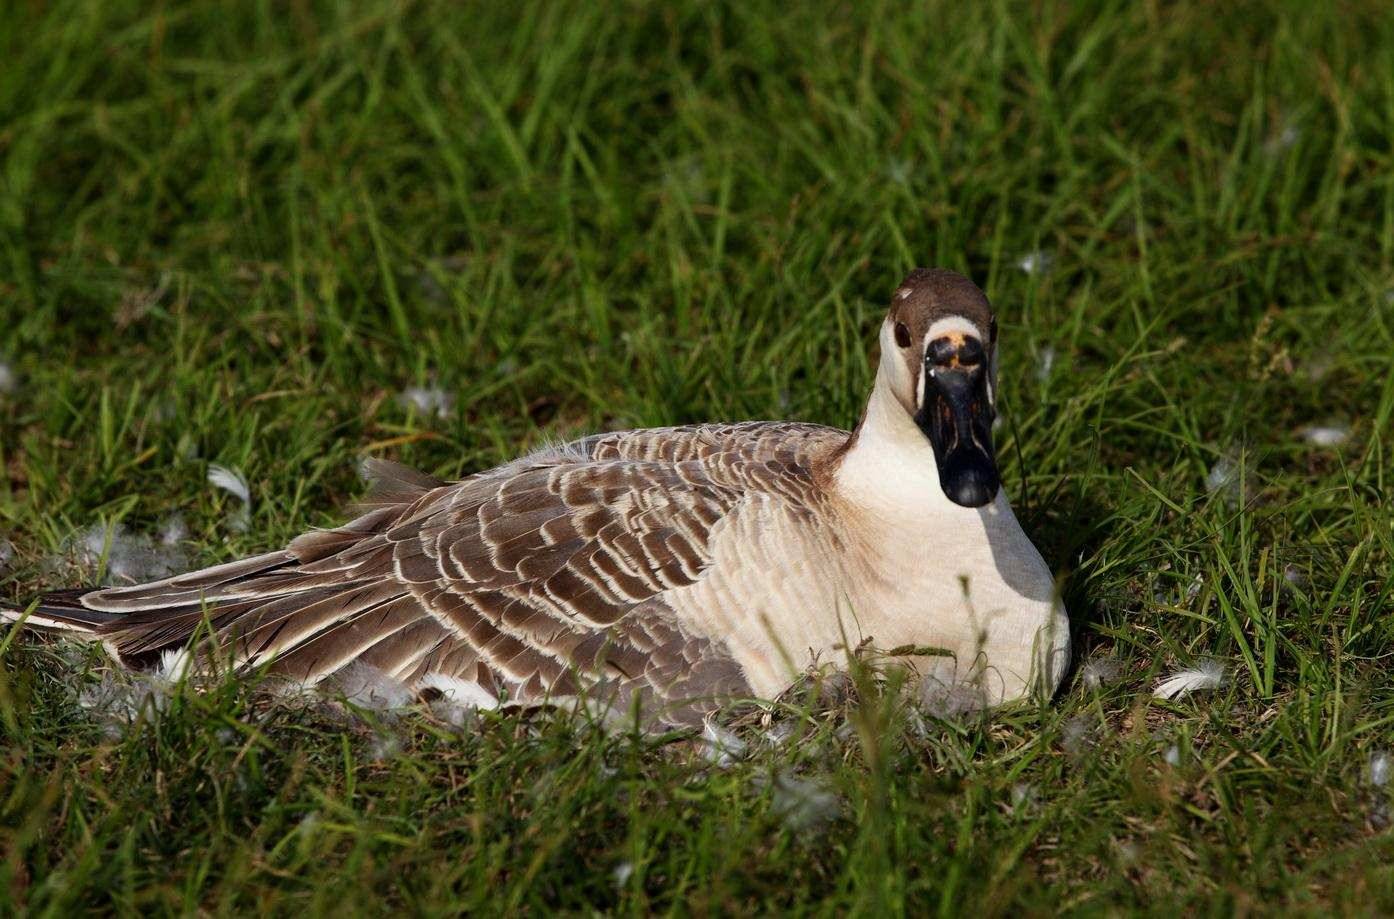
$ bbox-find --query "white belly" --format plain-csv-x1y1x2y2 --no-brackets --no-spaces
843,495,1070,704
663,491,1069,705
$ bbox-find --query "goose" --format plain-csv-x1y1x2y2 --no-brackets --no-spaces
2,269,1069,726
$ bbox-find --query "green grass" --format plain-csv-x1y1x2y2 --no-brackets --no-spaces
3,0,1394,912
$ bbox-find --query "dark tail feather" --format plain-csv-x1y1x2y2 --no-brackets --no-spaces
1,589,120,636
2,590,226,669
2,462,438,672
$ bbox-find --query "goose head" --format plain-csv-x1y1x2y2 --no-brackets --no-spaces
878,268,999,508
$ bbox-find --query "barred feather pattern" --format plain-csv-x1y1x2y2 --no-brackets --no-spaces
54,423,846,726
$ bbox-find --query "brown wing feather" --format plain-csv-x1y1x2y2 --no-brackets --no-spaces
45,423,843,725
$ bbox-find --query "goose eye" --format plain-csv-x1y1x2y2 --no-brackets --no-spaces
894,322,912,348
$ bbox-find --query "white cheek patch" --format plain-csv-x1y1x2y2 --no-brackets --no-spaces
878,321,916,408
925,315,985,342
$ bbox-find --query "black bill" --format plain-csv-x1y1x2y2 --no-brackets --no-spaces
914,352,999,508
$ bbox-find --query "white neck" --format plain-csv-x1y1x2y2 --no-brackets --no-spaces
833,373,969,519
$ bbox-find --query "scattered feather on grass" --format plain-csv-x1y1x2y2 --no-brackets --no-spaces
75,662,191,741
1080,657,1124,690
265,676,321,709
207,464,251,503
1298,424,1351,447
62,522,189,585
769,772,840,832
919,677,988,720
612,862,635,889
761,720,797,748
1060,715,1095,757
156,647,194,684
0,361,15,395
698,722,747,768
428,697,480,731
1369,750,1391,787
398,385,454,419
0,538,13,572
208,464,252,533
1162,744,1182,766
1185,573,1204,601
419,672,499,711
296,812,322,840
368,731,403,761
76,675,155,740
1205,455,1238,495
1366,750,1392,829
158,514,189,546
1205,451,1253,506
331,661,415,712
1153,659,1226,700
1016,250,1055,276
1204,457,1237,493
1034,346,1056,383
1264,121,1301,153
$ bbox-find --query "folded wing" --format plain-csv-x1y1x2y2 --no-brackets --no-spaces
21,423,841,725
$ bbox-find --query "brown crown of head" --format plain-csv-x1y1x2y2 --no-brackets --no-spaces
887,268,995,345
